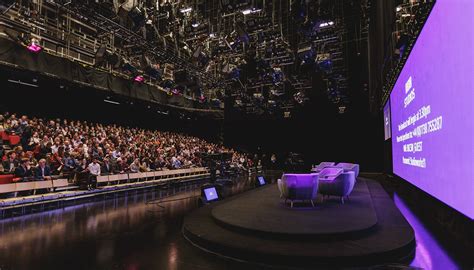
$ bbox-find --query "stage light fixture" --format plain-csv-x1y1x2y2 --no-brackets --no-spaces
26,38,42,53
180,7,192,13
319,21,334,28
133,75,144,83
242,8,261,15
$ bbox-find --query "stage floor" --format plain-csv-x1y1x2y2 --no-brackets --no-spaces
212,178,377,238
184,178,416,267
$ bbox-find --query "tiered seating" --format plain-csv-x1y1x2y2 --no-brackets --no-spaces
98,167,209,188
0,175,14,184
0,167,209,209
0,131,9,141
8,135,20,146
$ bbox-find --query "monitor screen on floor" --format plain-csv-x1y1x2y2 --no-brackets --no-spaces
258,176,266,186
390,0,474,218
204,187,219,201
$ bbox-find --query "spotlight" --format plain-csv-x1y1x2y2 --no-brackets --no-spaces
242,8,261,15
27,38,42,53
179,7,192,13
171,88,181,95
319,21,334,28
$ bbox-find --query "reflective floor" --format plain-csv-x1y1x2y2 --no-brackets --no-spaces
0,174,469,270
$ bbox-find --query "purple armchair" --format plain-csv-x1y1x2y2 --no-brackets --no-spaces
336,163,360,178
279,174,319,207
311,162,336,173
318,171,356,204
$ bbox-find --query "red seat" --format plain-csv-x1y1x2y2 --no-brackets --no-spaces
9,135,20,146
0,131,9,141
0,174,14,184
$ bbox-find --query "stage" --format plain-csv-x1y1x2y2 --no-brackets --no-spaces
183,177,416,267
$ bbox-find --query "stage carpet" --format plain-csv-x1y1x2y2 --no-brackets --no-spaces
183,178,415,267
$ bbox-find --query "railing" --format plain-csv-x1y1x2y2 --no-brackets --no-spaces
0,167,210,203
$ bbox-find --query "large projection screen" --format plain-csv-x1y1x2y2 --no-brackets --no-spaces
390,0,474,218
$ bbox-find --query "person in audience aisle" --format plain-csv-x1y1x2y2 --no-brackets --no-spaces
14,159,33,181
20,120,32,150
35,159,52,180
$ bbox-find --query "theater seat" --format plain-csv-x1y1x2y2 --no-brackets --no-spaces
0,131,9,141
0,174,14,184
336,163,360,178
311,162,336,172
9,135,20,146
280,173,319,207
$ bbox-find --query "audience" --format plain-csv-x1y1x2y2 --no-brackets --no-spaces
0,112,252,187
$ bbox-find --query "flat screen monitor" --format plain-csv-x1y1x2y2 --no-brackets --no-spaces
203,187,219,201
389,0,474,218
257,176,266,186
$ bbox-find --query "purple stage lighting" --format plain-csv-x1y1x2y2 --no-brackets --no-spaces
27,40,42,53
133,75,144,83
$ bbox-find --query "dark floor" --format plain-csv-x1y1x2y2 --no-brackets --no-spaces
0,172,469,270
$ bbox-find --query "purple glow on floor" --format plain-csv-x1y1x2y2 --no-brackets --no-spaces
393,193,460,270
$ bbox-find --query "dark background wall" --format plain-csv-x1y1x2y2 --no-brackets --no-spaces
0,67,223,143
224,113,383,171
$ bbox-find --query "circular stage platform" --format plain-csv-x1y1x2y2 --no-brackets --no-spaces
183,178,415,267
211,178,378,238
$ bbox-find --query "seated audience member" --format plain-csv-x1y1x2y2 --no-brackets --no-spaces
50,146,65,173
14,159,33,181
2,151,19,173
35,159,52,180
139,159,151,172
86,158,101,190
73,158,88,188
25,151,38,167
129,158,140,173
62,152,77,175
101,158,114,175
116,158,129,173
0,112,245,180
